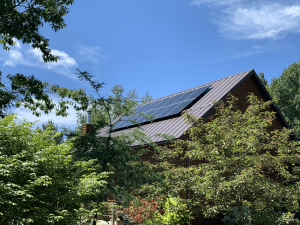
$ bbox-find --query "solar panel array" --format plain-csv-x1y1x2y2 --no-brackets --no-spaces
112,85,210,130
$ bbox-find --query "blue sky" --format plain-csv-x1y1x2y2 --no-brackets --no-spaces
2,0,300,130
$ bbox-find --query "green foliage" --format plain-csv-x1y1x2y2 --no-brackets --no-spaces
0,0,87,120
222,206,252,225
75,68,153,130
142,219,162,225
158,195,190,225
0,0,90,123
37,120,64,145
0,70,90,118
0,114,108,224
70,70,157,205
76,84,140,129
269,62,300,138
258,72,269,92
137,195,190,225
141,90,153,104
0,72,54,117
0,0,74,62
150,94,300,224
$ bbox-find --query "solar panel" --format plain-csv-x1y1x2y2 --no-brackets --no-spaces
111,85,210,130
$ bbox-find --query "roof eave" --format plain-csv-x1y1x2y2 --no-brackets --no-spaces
178,69,296,140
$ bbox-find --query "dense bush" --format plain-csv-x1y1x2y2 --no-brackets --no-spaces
0,115,107,224
146,94,300,224
158,195,190,225
123,196,163,224
140,195,190,225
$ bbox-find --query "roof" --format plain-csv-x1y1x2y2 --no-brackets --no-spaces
97,69,291,146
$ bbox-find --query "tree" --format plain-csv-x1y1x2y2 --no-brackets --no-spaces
149,94,300,224
0,0,89,119
268,62,300,139
0,70,90,119
258,72,269,92
37,119,65,145
0,0,74,62
76,84,140,130
71,70,157,207
0,114,108,224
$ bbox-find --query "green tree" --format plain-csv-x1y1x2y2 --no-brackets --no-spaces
258,72,269,92
0,0,88,119
76,84,152,131
0,0,74,62
0,114,108,224
269,62,300,138
71,70,157,206
0,71,90,118
150,94,300,224
37,119,65,145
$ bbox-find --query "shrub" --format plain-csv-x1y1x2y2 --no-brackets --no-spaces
0,115,107,224
123,196,163,224
158,195,190,225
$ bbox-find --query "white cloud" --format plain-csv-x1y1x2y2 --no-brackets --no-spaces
27,48,78,78
12,38,21,49
220,3,300,39
77,45,107,64
28,48,77,68
11,97,79,129
192,0,300,39
191,0,240,7
3,49,25,67
1,44,78,79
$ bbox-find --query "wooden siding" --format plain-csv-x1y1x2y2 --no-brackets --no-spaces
189,76,285,225
105,74,288,225
231,76,283,131
138,76,286,225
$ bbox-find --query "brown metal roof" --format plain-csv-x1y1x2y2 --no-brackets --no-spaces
97,69,256,146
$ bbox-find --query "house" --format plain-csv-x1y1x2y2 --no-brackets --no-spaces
83,69,291,224
95,69,289,144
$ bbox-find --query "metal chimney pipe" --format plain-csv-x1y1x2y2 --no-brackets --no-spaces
87,111,92,124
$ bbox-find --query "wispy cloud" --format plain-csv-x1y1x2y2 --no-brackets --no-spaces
219,3,300,39
77,45,108,64
229,44,273,60
191,0,240,7
192,0,300,40
3,49,28,67
0,44,78,79
202,43,275,63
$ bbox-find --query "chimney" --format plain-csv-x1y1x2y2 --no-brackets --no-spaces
87,110,92,124
81,110,94,136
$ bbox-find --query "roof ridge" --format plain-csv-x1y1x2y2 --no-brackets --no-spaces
138,69,253,107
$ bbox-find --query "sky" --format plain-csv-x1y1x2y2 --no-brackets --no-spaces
2,0,300,130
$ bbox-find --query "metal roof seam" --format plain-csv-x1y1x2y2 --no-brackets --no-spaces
169,73,251,138
97,70,254,145
191,79,229,118
154,117,185,141
135,70,253,107
193,74,246,119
